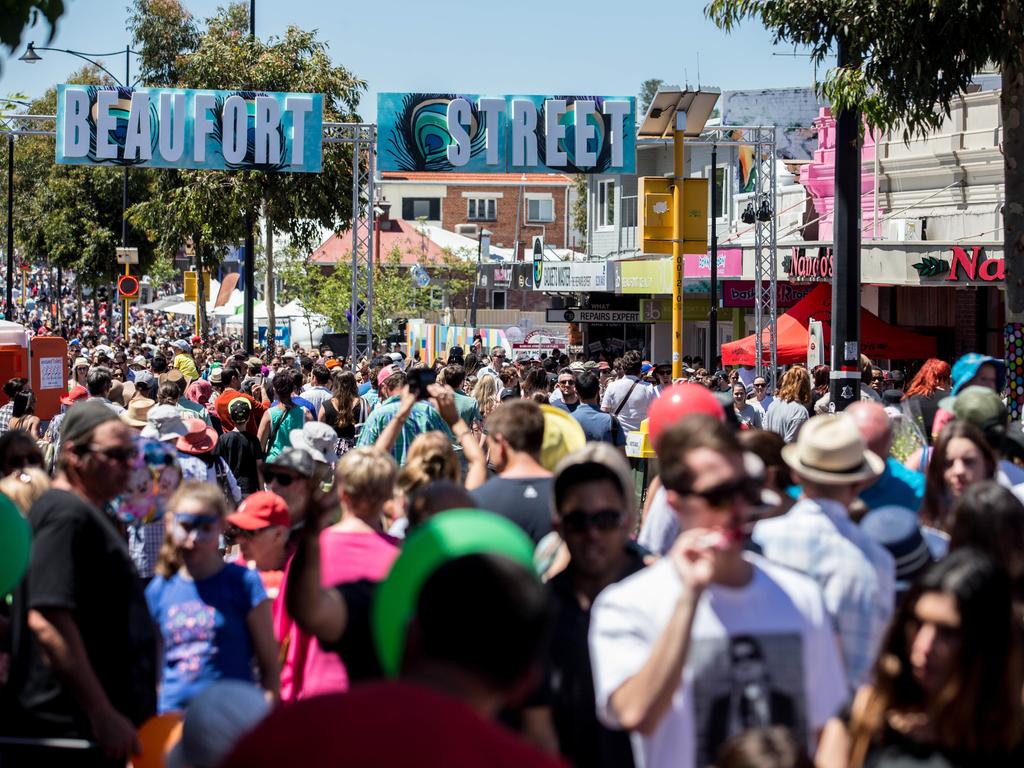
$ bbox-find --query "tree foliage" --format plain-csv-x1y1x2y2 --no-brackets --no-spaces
0,1,65,58
704,1,1022,140
127,0,198,87
126,1,366,276
639,78,664,114
6,65,157,285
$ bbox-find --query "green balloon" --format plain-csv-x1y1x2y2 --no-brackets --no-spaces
0,492,31,597
372,509,536,678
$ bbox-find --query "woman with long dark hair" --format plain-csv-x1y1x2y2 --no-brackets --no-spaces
318,370,366,454
8,390,41,439
921,421,996,530
258,373,311,462
817,549,1024,767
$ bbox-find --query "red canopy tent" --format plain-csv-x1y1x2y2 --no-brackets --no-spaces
720,283,936,365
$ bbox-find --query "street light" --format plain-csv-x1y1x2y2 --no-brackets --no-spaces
2,98,33,322
469,229,492,328
20,41,142,329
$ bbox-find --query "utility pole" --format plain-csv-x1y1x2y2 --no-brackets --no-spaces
671,112,685,378
242,0,257,353
5,133,12,322
708,143,718,370
829,37,862,412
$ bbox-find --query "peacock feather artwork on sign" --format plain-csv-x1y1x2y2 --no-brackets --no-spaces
384,93,487,172
85,85,158,166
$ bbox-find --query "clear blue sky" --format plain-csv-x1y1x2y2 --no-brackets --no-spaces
1,0,826,119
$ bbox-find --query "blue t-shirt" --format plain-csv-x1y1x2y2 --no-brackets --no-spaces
145,563,267,712
859,457,926,513
571,403,625,446
358,382,372,396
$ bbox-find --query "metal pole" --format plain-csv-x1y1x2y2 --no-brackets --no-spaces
470,235,482,327
121,46,129,248
243,0,256,354
6,133,13,322
708,143,718,370
671,112,685,379
829,38,862,412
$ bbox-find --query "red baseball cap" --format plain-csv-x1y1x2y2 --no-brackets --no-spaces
61,385,89,407
227,491,290,530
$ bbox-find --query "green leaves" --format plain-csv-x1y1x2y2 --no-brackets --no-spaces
911,256,950,277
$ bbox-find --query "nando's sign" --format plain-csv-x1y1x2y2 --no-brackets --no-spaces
784,247,833,282
912,246,1004,283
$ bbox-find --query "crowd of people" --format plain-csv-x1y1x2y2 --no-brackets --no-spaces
0,305,1022,768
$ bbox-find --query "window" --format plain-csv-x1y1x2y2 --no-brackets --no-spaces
526,197,554,222
597,180,615,228
491,290,507,310
711,166,727,219
402,197,440,221
467,198,497,221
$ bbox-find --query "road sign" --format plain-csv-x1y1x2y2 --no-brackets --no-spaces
116,247,139,265
117,274,140,300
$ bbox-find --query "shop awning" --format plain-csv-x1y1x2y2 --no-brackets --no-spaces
721,283,937,365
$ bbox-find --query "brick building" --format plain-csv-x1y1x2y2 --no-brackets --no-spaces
377,172,579,258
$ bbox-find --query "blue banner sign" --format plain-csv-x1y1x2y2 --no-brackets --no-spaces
377,93,635,174
258,325,291,347
55,84,323,173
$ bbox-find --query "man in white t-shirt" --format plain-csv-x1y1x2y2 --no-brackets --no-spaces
601,350,655,433
590,415,846,768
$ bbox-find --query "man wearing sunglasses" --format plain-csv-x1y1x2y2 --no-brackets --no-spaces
5,401,157,766
590,415,846,768
539,444,646,768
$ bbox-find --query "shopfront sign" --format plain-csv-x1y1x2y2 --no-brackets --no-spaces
546,308,641,323
477,263,533,290
613,252,744,294
784,247,834,282
683,249,743,279
723,281,815,308
911,246,1004,283
533,260,609,292
377,93,635,174
56,84,323,172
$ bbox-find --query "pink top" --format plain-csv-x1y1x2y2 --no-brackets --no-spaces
275,528,400,702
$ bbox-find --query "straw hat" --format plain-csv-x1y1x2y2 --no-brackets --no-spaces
781,413,884,485
121,398,155,428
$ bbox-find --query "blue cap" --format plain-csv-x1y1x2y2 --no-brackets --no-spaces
641,363,653,374
860,505,933,591
951,353,1005,395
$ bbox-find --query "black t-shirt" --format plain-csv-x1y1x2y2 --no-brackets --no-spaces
3,489,157,739
318,579,383,683
471,477,555,544
545,547,646,768
217,429,264,497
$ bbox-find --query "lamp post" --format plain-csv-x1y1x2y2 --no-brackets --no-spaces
20,42,141,328
243,0,257,354
469,229,491,328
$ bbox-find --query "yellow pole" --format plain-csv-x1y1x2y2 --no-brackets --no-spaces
671,112,686,379
123,263,130,341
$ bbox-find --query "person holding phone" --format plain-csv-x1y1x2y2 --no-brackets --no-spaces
355,368,454,466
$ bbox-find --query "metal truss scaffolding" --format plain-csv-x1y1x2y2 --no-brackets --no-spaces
683,125,778,377
3,114,378,364
324,122,376,363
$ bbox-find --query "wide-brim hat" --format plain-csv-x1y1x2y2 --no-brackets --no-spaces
121,398,155,428
781,413,885,485
289,422,338,464
176,418,218,455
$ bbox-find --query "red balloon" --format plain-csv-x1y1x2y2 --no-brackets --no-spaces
648,383,724,446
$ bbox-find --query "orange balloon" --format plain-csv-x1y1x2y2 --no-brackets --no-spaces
131,712,183,768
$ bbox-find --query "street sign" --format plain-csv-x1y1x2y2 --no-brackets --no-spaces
117,274,140,300
116,247,139,265
258,325,291,347
546,308,642,324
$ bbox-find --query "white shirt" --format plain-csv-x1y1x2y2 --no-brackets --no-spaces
637,486,679,556
301,385,333,412
601,375,656,433
590,555,847,768
750,394,774,416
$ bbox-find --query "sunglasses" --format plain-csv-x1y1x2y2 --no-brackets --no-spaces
753,383,766,388
560,508,625,533
680,477,761,510
265,470,302,487
226,525,266,541
86,445,137,462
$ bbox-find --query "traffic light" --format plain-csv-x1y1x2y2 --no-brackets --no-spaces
118,274,140,300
